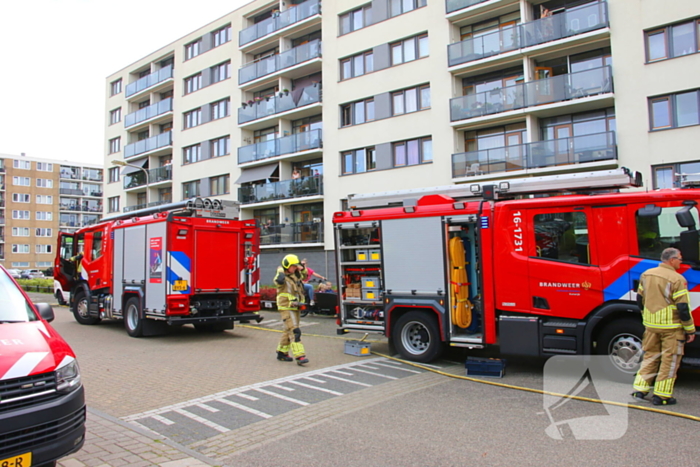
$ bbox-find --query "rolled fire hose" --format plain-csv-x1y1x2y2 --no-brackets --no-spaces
448,236,473,328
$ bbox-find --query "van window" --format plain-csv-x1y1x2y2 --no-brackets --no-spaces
0,270,37,322
534,211,589,264
636,205,698,259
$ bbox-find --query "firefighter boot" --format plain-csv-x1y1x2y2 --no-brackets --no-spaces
291,342,308,365
652,395,677,406
631,391,648,402
277,351,293,362
296,356,309,366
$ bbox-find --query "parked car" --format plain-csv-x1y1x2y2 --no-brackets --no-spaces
20,269,46,279
6,268,22,279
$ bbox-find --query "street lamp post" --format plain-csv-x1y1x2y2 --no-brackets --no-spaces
112,160,149,209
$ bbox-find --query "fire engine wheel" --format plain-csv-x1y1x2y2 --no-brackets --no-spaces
392,311,443,363
72,291,100,325
124,297,144,338
596,318,645,381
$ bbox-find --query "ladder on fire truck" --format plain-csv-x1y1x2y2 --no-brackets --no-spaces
347,168,643,209
100,197,240,223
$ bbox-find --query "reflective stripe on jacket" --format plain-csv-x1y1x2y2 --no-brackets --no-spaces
275,266,305,310
638,263,695,332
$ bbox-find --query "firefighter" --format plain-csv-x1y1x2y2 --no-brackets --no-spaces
632,248,696,405
274,254,309,365
70,252,84,281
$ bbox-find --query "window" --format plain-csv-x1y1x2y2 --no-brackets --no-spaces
91,231,104,260
212,25,231,47
36,244,52,254
108,196,120,213
211,61,231,83
185,39,201,60
342,147,376,174
653,160,700,189
211,136,230,157
110,108,121,125
110,78,122,96
393,137,432,166
13,176,30,186
534,212,589,264
392,85,430,115
36,195,53,204
646,19,700,62
14,160,31,169
211,98,230,120
183,144,202,165
36,228,53,237
184,73,202,94
182,180,201,199
109,137,121,154
36,262,52,268
340,51,374,80
339,4,372,35
210,175,230,196
12,193,30,203
12,210,30,220
36,162,53,172
36,179,53,188
36,212,53,221
12,245,30,254
390,0,426,17
12,227,29,236
184,108,202,129
391,34,428,65
108,167,120,184
341,99,374,126
650,89,700,130
636,205,699,259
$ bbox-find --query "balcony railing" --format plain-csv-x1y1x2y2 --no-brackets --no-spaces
123,200,170,213
124,131,173,159
448,1,608,67
60,171,80,180
125,65,174,97
239,84,321,124
239,0,321,47
123,165,172,189
239,40,321,84
452,131,616,177
450,66,612,122
59,188,84,196
239,175,323,204
261,221,324,245
446,0,490,14
125,98,173,128
238,130,322,164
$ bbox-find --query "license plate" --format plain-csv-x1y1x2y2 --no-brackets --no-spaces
173,280,188,291
0,452,32,467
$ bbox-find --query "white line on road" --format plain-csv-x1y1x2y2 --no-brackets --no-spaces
302,376,327,383
252,387,310,406
195,403,219,413
321,374,372,387
234,392,259,401
216,398,272,419
151,414,175,425
288,380,343,395
349,368,398,380
270,384,294,391
329,370,354,376
173,408,229,433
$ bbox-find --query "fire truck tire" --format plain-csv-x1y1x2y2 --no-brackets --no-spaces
595,318,644,381
72,291,100,325
124,297,144,337
392,311,443,363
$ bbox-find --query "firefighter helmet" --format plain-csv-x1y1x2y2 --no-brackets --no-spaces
282,254,300,269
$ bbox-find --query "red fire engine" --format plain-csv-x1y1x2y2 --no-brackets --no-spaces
54,198,262,337
334,169,700,376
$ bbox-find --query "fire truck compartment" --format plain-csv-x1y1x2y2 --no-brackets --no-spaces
194,230,240,291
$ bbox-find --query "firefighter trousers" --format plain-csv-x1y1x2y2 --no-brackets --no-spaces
276,309,306,359
633,328,686,398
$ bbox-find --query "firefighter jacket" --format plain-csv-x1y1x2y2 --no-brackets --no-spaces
638,263,696,333
274,266,305,311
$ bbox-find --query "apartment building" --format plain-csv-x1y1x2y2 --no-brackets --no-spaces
103,0,700,276
0,153,103,270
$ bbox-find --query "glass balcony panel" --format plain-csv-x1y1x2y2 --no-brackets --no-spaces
446,0,490,14
125,98,173,127
149,165,172,183
239,0,320,46
238,85,321,124
260,221,324,245
125,65,173,97
521,2,608,48
238,175,323,204
237,129,322,164
125,131,172,158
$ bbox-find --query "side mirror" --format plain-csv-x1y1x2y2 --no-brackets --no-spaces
680,230,699,263
35,303,55,322
676,204,697,228
638,204,661,217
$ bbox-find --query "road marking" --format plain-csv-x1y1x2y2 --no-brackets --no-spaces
234,392,259,401
372,362,422,374
195,403,219,413
288,380,343,395
330,370,354,376
270,384,294,391
302,376,327,384
152,414,175,425
173,409,229,433
216,398,272,419
349,367,398,380
253,387,310,406
322,374,372,387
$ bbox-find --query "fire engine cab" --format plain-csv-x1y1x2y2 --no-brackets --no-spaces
334,168,700,376
54,198,262,337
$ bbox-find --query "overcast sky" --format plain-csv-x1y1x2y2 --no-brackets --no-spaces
0,0,251,165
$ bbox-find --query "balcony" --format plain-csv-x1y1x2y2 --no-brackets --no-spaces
239,40,321,85
124,98,173,128
123,165,172,190
238,130,322,164
0,217,4,225
239,0,321,47
124,132,173,159
452,131,616,177
125,65,174,98
123,200,170,213
450,66,612,122
239,84,321,125
261,221,324,245
446,0,491,14
448,1,608,67
238,175,323,204
60,170,80,180
59,188,84,196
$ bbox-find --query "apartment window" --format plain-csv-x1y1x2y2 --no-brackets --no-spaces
14,160,31,169
36,228,53,237
212,25,231,47
211,136,230,157
12,193,30,203
183,144,202,165
12,227,30,236
390,0,426,17
342,147,376,174
36,212,53,221
109,137,121,154
12,245,30,254
210,174,230,196
36,195,53,204
36,162,53,172
108,196,120,213
36,179,53,188
211,61,231,83
110,108,121,125
184,108,202,129
339,4,372,36
393,137,433,167
391,34,429,65
211,98,230,120
185,39,201,60
340,51,374,80
646,19,700,62
393,85,430,115
13,176,30,186
341,99,374,127
650,89,700,130
182,180,201,199
36,244,53,254
12,210,30,220
184,73,202,94
108,167,120,183
110,78,122,96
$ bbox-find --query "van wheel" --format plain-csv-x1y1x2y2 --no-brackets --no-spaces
596,318,644,381
72,291,100,325
124,297,144,337
392,311,443,363
55,290,67,306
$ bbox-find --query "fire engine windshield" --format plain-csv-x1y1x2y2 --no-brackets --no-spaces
0,269,38,323
636,204,700,260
